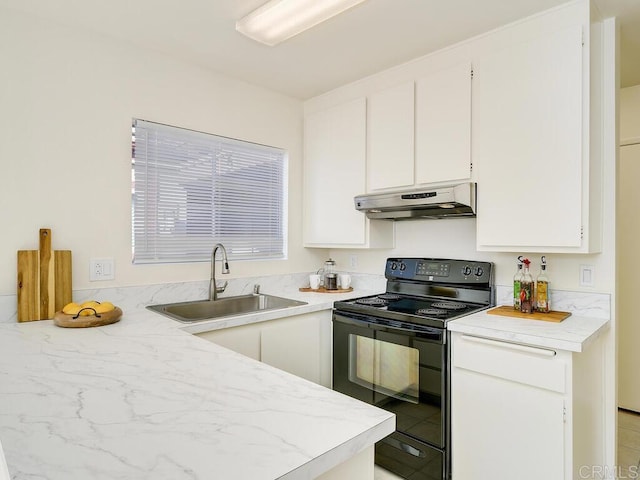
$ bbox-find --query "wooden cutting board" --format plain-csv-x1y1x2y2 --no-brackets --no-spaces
487,305,571,323
299,287,354,293
17,229,72,322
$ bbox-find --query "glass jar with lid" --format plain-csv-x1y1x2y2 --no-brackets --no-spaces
323,258,337,290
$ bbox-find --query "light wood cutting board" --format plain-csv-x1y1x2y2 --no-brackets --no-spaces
17,229,72,322
487,305,571,323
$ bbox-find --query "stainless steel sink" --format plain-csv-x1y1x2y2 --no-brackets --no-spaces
147,294,307,323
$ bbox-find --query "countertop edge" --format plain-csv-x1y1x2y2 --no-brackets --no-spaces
178,300,335,334
171,288,378,334
447,309,610,352
278,417,395,480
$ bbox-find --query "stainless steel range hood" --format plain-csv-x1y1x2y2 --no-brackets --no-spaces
355,182,476,220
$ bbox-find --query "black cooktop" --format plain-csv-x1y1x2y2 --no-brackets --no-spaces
333,258,494,328
342,294,487,323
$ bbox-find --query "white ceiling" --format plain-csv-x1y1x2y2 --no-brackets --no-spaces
1,0,639,99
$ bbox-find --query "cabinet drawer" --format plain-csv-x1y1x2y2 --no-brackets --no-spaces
452,334,566,393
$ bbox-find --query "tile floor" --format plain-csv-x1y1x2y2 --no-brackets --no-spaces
374,409,640,480
374,465,403,480
619,409,640,479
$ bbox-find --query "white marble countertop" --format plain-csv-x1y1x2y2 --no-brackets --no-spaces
447,306,610,352
0,285,394,480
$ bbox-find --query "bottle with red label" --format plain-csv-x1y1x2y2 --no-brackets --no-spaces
519,258,534,313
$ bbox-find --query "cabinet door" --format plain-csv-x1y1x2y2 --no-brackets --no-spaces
261,312,328,386
415,62,472,185
304,98,368,246
451,333,567,480
452,368,565,480
474,25,583,250
367,82,415,191
196,324,261,361
196,311,332,387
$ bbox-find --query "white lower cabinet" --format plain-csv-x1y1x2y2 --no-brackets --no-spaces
197,322,261,361
451,332,605,480
196,310,332,388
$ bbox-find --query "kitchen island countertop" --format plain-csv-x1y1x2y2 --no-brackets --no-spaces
0,286,394,480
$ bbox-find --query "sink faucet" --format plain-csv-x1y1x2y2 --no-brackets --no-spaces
210,243,230,300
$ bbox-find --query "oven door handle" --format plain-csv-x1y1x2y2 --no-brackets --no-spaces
333,311,444,339
333,311,378,328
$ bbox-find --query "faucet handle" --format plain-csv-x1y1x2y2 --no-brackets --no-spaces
216,281,228,293
253,284,261,294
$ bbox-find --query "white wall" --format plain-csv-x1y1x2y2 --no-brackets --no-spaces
617,84,640,411
620,84,640,142
0,7,326,295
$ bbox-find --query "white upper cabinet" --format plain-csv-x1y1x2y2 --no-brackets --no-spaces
415,62,472,185
474,20,601,253
302,0,601,252
303,97,394,248
366,63,473,192
367,82,415,192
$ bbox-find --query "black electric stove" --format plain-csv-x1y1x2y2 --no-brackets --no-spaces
332,257,494,480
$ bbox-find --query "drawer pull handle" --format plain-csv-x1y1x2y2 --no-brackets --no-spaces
461,335,556,357
381,437,426,458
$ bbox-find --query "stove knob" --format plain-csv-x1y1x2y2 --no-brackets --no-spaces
391,262,398,270
399,263,407,271
474,266,484,277
461,265,472,276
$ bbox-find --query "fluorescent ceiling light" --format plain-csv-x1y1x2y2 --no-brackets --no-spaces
236,0,369,46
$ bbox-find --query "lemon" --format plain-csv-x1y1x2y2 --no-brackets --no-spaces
62,302,81,315
95,302,115,314
78,301,100,316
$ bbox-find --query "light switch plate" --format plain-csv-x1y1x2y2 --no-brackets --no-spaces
90,258,115,281
579,265,594,287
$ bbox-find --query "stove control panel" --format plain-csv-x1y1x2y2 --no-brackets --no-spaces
386,258,493,285
417,261,450,277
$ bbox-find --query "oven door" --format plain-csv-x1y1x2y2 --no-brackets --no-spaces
333,311,448,478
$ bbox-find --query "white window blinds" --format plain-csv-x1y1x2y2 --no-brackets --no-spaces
132,119,287,264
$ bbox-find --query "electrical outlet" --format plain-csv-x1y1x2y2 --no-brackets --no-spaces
90,258,115,281
349,255,358,268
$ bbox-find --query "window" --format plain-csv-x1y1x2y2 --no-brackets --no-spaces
132,119,287,264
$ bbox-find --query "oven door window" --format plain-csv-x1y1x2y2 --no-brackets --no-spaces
348,334,419,404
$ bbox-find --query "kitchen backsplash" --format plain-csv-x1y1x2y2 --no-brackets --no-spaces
0,272,387,324
495,285,610,319
0,274,609,323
